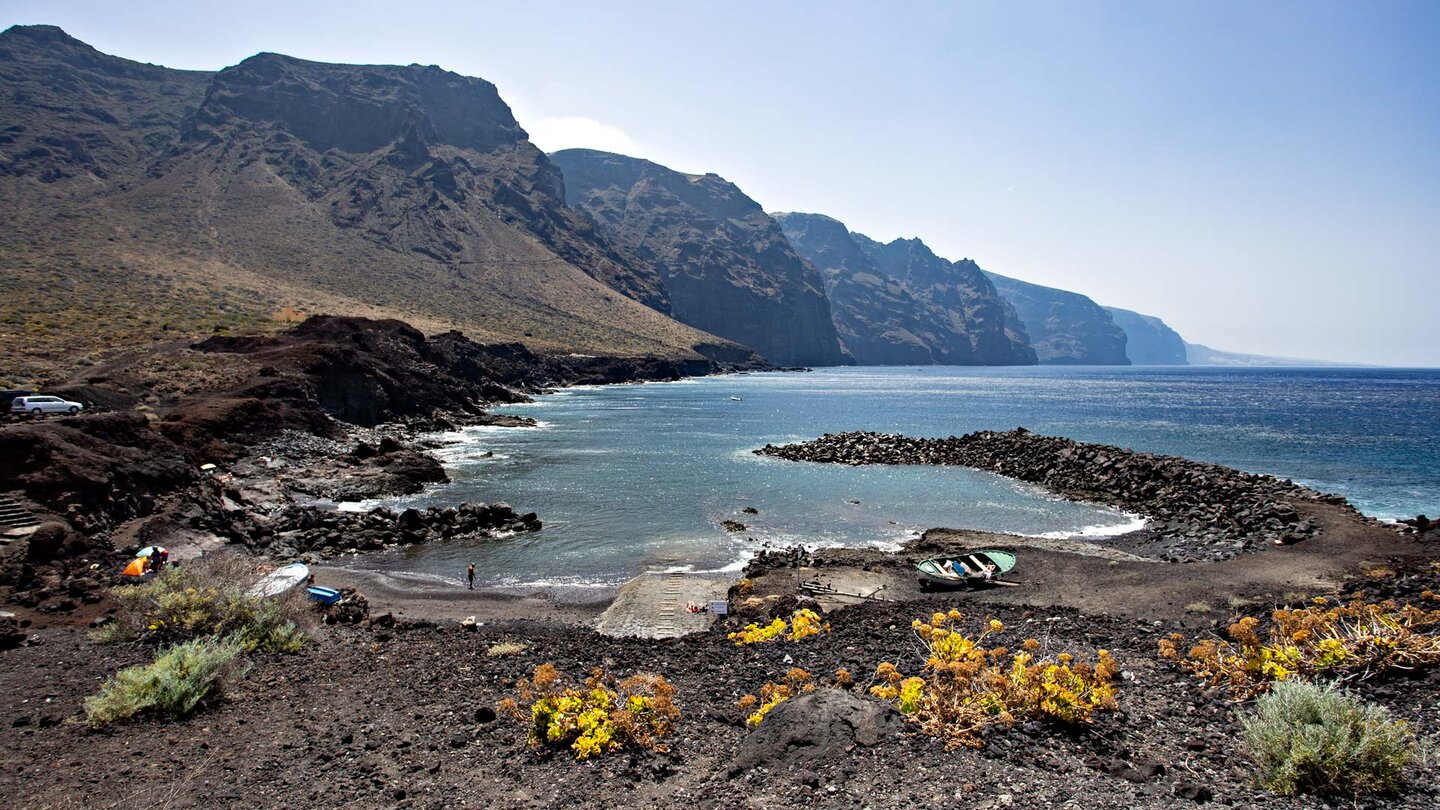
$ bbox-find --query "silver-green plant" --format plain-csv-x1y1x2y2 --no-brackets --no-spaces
84,636,250,727
1240,679,1414,797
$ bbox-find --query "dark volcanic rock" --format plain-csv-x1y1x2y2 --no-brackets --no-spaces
550,149,848,367
731,690,901,771
986,272,1130,365
192,316,525,427
0,413,194,532
776,212,1035,365
1104,306,1188,365
243,501,541,558
163,316,758,455
757,429,1360,561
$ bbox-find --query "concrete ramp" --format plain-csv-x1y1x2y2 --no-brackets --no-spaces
596,572,732,639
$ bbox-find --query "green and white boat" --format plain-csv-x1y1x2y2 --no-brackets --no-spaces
916,549,1017,588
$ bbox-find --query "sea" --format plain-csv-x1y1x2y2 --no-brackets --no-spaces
340,366,1440,591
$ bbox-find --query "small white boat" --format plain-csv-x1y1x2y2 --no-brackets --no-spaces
247,562,310,599
730,396,743,401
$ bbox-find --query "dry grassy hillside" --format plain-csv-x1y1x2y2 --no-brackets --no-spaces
0,26,740,386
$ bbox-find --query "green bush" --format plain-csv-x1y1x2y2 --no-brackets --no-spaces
84,637,250,727
1240,679,1415,797
100,561,308,653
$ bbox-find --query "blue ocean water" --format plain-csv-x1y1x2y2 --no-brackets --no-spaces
346,366,1440,589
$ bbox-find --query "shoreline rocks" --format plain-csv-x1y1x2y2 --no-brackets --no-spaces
235,501,541,559
757,429,1363,562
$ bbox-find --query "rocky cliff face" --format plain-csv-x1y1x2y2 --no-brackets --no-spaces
985,273,1130,365
0,25,749,384
851,235,1036,365
1103,307,1188,365
775,213,1034,365
550,150,848,367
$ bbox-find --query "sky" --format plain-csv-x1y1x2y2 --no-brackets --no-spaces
5,1,1438,365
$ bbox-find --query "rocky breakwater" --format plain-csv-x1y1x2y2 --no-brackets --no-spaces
235,502,541,560
757,429,1359,562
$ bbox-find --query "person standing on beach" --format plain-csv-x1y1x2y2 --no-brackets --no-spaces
467,563,476,590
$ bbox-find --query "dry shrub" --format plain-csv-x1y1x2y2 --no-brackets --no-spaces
736,668,815,728
503,664,680,759
1159,597,1440,699
98,554,308,654
486,641,530,657
727,608,829,645
870,610,1118,749
1241,679,1414,797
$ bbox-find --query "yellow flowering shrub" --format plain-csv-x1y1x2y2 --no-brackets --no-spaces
1159,598,1440,699
870,610,1118,748
505,664,680,759
737,668,814,727
728,608,830,645
788,608,828,641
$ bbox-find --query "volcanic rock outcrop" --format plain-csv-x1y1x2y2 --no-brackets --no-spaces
0,413,194,533
550,149,848,367
757,429,1358,561
775,213,1035,365
234,501,541,559
158,315,760,458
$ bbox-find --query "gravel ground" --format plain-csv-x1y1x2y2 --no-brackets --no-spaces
3,581,1438,809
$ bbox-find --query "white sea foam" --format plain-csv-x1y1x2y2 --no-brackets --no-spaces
648,557,750,576
1027,512,1148,540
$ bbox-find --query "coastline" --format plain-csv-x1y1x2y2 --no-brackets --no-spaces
4,356,1439,808
311,566,612,627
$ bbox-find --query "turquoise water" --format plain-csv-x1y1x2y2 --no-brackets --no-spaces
346,366,1440,589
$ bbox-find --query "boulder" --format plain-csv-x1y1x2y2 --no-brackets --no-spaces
731,690,901,771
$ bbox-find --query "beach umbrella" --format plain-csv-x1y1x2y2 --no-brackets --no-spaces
136,546,168,558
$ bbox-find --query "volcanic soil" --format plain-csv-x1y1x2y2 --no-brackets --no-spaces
2,532,1438,809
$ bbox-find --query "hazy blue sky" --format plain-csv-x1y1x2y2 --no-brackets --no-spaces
6,1,1437,365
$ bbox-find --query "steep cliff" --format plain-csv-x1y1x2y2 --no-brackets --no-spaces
853,236,1036,365
550,150,848,367
1103,307,1188,365
984,273,1130,365
775,213,1034,365
0,25,751,384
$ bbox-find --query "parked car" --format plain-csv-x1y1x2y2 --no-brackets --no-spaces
10,395,84,415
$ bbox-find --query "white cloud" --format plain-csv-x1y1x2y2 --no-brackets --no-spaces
520,115,640,156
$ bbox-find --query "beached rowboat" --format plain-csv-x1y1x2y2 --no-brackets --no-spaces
916,549,1017,588
247,562,310,599
306,585,343,604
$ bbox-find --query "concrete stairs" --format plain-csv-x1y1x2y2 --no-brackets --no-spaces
0,494,40,543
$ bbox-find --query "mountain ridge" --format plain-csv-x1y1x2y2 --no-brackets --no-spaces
775,212,1034,365
0,25,756,385
984,272,1130,365
550,149,848,367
